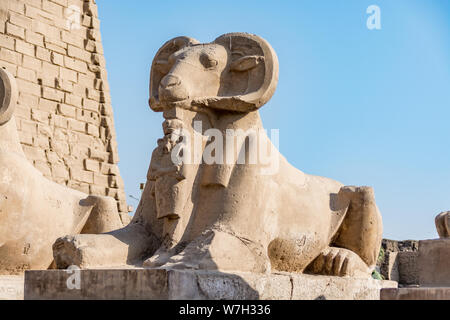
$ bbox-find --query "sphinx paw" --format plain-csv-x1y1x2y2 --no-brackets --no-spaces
143,249,173,268
306,247,370,278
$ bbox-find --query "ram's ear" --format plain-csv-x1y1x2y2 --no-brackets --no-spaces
0,68,17,125
230,55,264,72
149,36,200,112
208,33,278,113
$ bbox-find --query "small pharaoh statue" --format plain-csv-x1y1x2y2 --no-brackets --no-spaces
148,113,189,220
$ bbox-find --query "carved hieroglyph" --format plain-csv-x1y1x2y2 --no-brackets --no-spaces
53,33,383,278
0,68,123,274
435,211,449,238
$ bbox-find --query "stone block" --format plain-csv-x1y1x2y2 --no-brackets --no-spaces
9,11,33,30
0,47,22,65
51,139,70,156
25,31,44,47
65,93,83,107
89,148,109,161
39,98,58,112
67,181,90,194
84,158,99,172
51,52,64,66
42,61,60,78
24,269,397,300
20,119,38,134
68,44,90,61
52,163,69,180
52,0,68,7
70,167,94,184
59,66,77,82
53,114,68,128
90,185,106,195
32,20,59,39
84,39,97,53
25,5,53,23
0,60,18,76
15,105,31,120
31,109,50,123
0,34,15,50
397,251,418,285
101,163,119,176
19,92,39,107
22,145,45,160
46,37,67,50
7,1,25,15
58,103,76,118
15,40,35,56
17,78,40,96
381,287,450,300
77,109,98,124
42,87,65,102
418,239,450,287
84,1,99,18
17,66,36,82
23,55,42,71
94,173,108,185
34,160,52,176
45,41,66,55
42,0,64,17
56,78,74,92
6,22,25,39
86,122,99,136
61,32,85,48
65,56,87,73
19,131,33,145
83,98,99,112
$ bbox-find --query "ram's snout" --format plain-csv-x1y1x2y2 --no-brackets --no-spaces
158,74,188,102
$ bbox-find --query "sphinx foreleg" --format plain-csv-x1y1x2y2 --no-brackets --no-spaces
305,186,383,277
332,186,383,269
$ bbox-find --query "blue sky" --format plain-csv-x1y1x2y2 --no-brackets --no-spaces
97,0,450,240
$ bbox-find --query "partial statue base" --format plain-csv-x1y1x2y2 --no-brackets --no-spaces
381,287,450,300
24,269,396,300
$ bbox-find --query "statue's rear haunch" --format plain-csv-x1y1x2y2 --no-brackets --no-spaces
53,33,383,278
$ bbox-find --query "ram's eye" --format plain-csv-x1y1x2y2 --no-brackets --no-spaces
200,54,218,69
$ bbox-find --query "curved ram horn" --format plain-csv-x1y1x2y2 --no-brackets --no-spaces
0,68,18,125
206,32,279,113
149,36,200,112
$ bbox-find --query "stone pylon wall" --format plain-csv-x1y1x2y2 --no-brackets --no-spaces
0,0,130,223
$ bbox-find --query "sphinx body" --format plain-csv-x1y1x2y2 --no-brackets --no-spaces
53,33,383,278
0,68,123,274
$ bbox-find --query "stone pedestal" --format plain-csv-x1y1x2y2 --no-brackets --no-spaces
418,239,450,287
24,269,396,300
381,287,450,300
0,276,24,300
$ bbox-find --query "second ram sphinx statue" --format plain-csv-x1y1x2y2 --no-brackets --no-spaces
51,33,384,278
436,211,450,238
0,68,124,274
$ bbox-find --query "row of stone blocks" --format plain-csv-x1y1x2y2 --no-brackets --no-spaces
2,238,448,300
3,270,449,300
22,269,397,300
